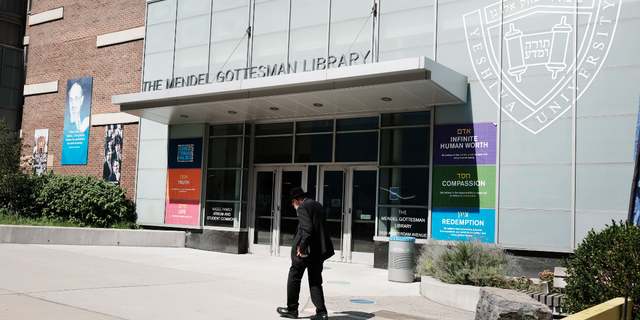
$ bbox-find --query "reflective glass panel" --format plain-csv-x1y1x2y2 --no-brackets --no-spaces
381,111,430,127
252,0,288,67
378,0,434,62
295,134,333,163
335,132,377,162
329,0,372,63
378,168,429,206
206,169,242,200
177,0,211,19
297,120,334,133
254,136,293,163
175,15,210,49
351,170,376,252
279,171,303,248
337,117,378,131
289,0,328,64
174,46,209,78
147,0,176,25
210,123,244,136
255,122,293,135
145,22,176,54
323,170,344,251
380,127,430,166
208,137,243,168
254,171,274,245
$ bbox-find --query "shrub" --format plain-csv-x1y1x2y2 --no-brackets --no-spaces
415,238,520,287
561,221,640,320
0,119,31,214
24,173,137,228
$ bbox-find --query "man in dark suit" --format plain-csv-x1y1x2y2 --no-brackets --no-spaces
277,187,334,320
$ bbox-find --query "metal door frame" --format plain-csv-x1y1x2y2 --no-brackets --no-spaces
248,166,306,257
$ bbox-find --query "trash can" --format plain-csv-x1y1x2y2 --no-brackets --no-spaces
388,236,416,283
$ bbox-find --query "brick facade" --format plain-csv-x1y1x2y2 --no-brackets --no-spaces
22,0,146,198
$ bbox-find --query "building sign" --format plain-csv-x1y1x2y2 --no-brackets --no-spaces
61,77,93,165
142,50,371,92
432,208,495,242
434,123,497,165
432,122,497,242
205,202,238,228
165,138,203,226
378,207,428,238
166,168,201,201
464,0,621,134
432,165,496,208
165,200,200,225
33,129,49,175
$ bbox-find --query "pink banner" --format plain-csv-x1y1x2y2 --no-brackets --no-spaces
165,200,200,226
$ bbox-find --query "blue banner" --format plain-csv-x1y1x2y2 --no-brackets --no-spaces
61,77,93,165
431,208,495,242
168,138,203,169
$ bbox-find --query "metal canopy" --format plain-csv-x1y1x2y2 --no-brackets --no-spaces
112,57,468,125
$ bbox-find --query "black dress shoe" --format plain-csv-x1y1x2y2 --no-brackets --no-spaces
310,313,328,320
276,307,298,319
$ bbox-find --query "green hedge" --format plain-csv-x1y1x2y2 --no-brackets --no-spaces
1,173,136,228
561,221,640,320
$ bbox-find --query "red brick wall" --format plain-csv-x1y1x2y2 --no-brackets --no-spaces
23,0,146,198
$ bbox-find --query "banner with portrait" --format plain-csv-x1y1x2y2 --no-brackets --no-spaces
61,77,93,165
33,129,49,175
102,124,123,185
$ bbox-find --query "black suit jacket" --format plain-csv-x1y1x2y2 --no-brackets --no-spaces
292,198,335,262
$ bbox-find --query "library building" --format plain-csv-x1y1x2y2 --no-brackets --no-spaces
21,0,640,267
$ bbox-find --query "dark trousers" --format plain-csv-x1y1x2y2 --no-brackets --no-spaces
287,255,327,314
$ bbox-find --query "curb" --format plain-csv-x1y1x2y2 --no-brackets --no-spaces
420,276,480,312
0,225,186,247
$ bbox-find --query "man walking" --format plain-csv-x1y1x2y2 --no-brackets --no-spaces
277,187,335,320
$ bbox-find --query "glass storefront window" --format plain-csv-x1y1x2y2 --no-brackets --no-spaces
337,117,378,131
335,132,378,162
210,124,244,136
378,167,429,206
379,127,430,166
208,137,243,168
206,169,242,201
255,122,293,135
295,134,333,162
297,120,333,133
254,136,293,163
381,111,431,127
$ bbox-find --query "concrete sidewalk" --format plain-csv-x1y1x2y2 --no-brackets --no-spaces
0,244,475,320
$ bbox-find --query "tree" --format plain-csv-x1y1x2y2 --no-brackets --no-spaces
0,119,31,214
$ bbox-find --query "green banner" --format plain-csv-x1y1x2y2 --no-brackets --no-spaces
432,165,496,208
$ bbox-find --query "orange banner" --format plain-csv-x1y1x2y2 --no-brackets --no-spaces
166,168,201,200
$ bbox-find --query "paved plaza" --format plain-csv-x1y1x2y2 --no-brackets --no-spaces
0,244,474,320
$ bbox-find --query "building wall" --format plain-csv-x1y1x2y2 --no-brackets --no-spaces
22,0,145,196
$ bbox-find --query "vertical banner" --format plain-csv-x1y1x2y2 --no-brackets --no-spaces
628,97,640,226
102,124,123,185
165,138,203,226
61,77,93,165
431,122,497,242
33,129,49,174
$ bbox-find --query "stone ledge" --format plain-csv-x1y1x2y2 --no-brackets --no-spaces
420,276,480,312
0,225,186,247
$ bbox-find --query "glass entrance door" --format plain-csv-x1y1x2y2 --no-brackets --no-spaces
250,166,305,257
319,166,377,264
